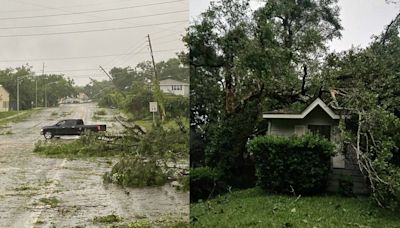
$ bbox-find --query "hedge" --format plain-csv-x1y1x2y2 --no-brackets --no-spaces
248,133,335,195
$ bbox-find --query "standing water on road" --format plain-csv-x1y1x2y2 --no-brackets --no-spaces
0,103,189,227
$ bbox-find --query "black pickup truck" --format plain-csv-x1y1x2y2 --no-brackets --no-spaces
40,119,106,139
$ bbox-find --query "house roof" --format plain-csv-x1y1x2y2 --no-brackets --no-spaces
263,98,340,120
159,79,189,86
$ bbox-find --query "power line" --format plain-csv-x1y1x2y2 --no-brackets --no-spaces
0,20,188,37
45,68,99,73
154,37,184,45
102,30,183,68
0,53,130,62
0,0,185,20
0,47,183,63
3,0,187,39
109,45,151,67
103,43,148,68
41,48,183,73
69,75,107,78
0,0,138,13
0,10,188,30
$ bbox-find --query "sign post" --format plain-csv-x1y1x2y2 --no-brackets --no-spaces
149,102,158,125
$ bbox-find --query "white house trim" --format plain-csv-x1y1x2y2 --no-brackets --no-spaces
262,98,340,120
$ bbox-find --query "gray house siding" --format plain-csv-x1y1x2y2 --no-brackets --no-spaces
268,107,338,138
265,102,368,194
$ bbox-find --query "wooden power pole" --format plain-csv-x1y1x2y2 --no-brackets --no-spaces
147,34,166,121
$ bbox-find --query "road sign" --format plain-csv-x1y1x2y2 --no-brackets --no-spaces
149,102,158,112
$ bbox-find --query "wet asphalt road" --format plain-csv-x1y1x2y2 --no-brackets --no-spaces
0,103,189,227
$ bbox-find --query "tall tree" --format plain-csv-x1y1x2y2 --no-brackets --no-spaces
318,12,400,209
187,0,342,187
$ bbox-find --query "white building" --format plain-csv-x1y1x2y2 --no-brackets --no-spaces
263,98,344,168
0,85,10,112
263,98,368,193
159,79,189,97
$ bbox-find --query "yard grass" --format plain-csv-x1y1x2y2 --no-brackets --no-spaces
135,117,189,131
0,109,41,126
190,188,400,228
0,111,19,119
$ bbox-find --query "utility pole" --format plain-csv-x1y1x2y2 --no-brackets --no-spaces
99,66,113,81
146,34,165,121
44,83,47,108
16,77,19,112
37,63,44,108
147,34,158,80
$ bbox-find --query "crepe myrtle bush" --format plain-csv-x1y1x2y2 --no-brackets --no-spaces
248,133,335,195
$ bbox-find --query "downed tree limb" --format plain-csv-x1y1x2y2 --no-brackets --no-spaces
114,115,147,135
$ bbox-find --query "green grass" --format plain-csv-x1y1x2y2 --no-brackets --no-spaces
135,117,189,131
135,119,153,130
0,111,18,119
14,185,39,192
34,220,45,225
0,130,13,135
0,109,41,126
38,197,61,208
93,214,121,224
92,215,188,227
191,188,400,228
94,109,107,115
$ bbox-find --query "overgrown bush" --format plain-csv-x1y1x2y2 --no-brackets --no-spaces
248,133,335,195
164,94,189,119
190,167,225,202
123,89,153,120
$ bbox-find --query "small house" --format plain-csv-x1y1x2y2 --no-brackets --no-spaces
0,85,10,112
159,79,189,97
263,98,367,193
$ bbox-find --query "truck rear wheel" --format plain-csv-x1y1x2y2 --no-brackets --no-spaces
44,131,54,139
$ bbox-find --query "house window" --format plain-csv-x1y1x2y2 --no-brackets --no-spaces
308,125,331,140
172,85,182,91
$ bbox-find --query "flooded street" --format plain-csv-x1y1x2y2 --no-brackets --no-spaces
0,103,189,227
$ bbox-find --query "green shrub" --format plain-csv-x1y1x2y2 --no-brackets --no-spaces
190,167,225,202
248,133,335,195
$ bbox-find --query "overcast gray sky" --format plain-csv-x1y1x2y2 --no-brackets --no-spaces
190,0,400,52
0,0,188,86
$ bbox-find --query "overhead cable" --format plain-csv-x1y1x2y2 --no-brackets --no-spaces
0,0,185,20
